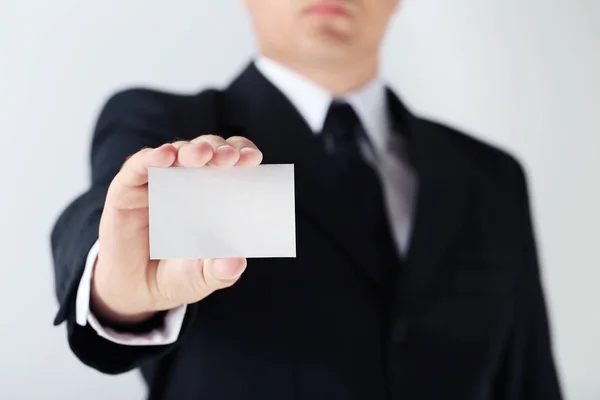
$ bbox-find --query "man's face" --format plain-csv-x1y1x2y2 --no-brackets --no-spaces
243,0,399,65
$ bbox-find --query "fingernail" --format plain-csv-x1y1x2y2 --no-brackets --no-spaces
213,260,246,280
216,144,234,152
239,147,254,154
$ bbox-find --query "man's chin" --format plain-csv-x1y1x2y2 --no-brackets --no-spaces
300,32,353,58
297,48,351,68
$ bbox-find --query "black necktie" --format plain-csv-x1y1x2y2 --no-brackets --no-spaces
321,101,402,288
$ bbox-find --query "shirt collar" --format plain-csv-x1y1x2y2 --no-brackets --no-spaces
254,56,390,154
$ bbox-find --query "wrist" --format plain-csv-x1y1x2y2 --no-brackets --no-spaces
90,285,157,326
90,259,157,327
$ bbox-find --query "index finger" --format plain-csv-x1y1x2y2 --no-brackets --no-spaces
114,144,177,188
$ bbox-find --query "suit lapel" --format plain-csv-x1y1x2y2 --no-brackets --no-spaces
220,64,473,307
387,91,473,311
222,64,389,288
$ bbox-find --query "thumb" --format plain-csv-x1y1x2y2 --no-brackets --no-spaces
206,258,248,282
155,258,247,305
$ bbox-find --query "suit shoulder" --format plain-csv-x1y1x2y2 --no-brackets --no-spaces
98,87,215,120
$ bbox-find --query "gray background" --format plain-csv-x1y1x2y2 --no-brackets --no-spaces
1,0,598,399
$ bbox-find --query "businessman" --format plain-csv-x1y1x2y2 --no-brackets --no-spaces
51,1,563,399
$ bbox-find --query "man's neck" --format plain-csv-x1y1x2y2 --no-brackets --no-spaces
260,51,379,96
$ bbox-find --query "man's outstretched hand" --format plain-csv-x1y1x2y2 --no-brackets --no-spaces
91,135,263,326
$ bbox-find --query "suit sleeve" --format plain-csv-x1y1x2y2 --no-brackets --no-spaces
50,89,195,374
75,240,188,346
493,160,563,399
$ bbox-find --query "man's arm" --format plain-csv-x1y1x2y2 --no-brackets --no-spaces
51,88,258,374
50,89,191,373
493,160,563,399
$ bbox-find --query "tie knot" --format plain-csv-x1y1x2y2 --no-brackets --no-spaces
322,101,363,144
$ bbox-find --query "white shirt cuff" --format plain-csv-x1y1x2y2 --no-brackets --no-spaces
75,239,187,346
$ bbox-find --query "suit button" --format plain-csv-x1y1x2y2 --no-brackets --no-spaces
392,320,409,343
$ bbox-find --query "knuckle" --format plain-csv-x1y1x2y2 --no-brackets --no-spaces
226,136,254,148
188,268,209,294
183,261,211,295
192,134,224,144
124,147,153,168
122,148,146,167
226,135,247,142
201,261,228,289
171,140,188,149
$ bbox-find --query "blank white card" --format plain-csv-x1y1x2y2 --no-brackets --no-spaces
148,165,296,259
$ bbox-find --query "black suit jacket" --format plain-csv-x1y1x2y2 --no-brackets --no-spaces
51,63,563,399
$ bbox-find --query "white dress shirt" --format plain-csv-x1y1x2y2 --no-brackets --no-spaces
75,56,417,346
